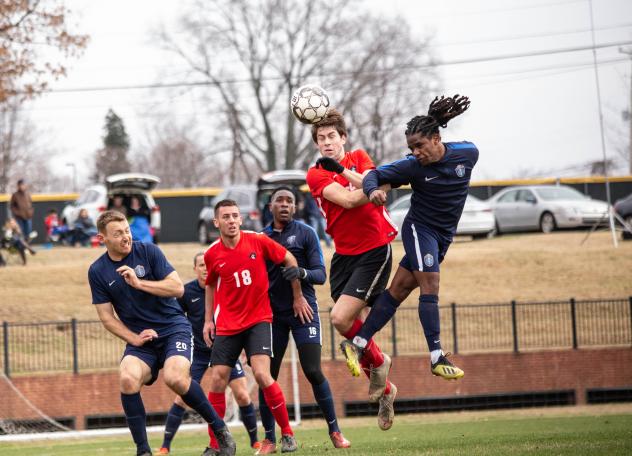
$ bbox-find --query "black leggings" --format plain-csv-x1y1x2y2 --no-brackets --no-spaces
270,342,325,386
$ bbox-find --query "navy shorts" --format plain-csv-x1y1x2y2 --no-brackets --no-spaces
123,330,193,386
191,348,245,382
400,221,452,273
272,309,322,351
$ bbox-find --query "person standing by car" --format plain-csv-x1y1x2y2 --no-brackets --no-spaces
10,179,34,238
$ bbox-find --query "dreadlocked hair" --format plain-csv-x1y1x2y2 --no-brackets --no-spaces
405,94,470,137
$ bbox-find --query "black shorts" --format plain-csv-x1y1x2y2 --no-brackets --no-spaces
329,243,392,305
210,322,273,367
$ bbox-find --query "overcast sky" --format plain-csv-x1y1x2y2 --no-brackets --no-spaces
25,0,632,190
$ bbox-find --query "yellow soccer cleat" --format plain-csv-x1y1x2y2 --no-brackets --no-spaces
340,340,363,377
431,352,464,380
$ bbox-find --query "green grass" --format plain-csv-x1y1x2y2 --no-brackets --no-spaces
2,411,632,455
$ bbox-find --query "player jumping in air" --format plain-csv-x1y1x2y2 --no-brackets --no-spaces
257,186,351,453
88,211,235,456
306,109,398,431
348,94,476,381
203,199,310,454
157,252,259,455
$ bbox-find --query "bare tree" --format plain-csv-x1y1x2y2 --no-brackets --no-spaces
0,0,88,104
0,99,60,193
135,118,228,188
157,0,436,176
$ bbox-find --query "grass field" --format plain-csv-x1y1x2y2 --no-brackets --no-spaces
1,230,631,323
2,406,631,455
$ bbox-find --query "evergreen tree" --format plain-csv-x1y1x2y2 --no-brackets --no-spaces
92,109,131,182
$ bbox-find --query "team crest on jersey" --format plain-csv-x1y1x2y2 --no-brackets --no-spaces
250,252,257,259
286,235,296,246
423,254,434,268
455,164,466,177
134,265,146,277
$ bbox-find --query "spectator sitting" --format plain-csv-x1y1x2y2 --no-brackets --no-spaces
2,218,36,265
44,208,70,245
109,195,127,216
71,209,98,247
128,197,153,243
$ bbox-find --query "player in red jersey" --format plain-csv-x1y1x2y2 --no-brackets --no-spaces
306,108,399,431
202,199,311,455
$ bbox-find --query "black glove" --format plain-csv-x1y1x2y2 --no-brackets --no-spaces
281,266,307,281
316,157,344,174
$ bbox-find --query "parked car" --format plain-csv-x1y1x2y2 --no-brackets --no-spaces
61,173,161,241
489,185,608,234
614,192,632,240
387,193,496,239
197,170,308,245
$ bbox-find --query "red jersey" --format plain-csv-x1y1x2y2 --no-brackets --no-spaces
306,149,398,255
204,231,287,335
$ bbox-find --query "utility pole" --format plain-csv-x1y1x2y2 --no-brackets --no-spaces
620,46,632,174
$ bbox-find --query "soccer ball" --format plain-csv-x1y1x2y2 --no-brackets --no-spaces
290,85,330,124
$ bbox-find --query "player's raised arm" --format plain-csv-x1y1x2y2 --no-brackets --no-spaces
95,302,157,346
363,158,415,206
203,284,216,347
116,266,184,298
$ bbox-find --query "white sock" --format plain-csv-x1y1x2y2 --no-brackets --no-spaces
430,349,443,364
353,336,368,349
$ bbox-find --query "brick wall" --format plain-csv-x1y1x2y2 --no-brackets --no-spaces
2,348,631,430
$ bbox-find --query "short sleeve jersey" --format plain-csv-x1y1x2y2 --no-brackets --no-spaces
177,279,208,352
88,242,190,337
306,149,398,255
204,231,287,335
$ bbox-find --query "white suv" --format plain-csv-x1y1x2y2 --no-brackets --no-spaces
62,173,161,241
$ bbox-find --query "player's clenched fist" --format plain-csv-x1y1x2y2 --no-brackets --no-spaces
315,157,344,174
369,189,388,206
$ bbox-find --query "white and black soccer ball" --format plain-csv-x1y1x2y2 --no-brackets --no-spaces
290,84,330,124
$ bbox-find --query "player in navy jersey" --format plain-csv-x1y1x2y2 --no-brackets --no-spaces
157,253,260,455
257,186,350,453
87,211,235,456
347,95,475,381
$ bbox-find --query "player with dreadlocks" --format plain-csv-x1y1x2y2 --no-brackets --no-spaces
341,94,476,381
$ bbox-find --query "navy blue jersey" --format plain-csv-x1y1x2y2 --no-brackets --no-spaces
177,279,208,353
262,220,326,314
364,142,479,237
88,241,190,337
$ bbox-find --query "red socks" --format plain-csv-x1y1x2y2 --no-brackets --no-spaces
343,318,385,370
262,382,293,436
207,391,226,449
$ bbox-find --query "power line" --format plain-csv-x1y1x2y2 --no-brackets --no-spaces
40,39,632,95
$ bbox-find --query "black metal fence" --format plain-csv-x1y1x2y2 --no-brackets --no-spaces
2,297,631,376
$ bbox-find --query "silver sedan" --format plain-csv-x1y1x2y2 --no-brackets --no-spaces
489,185,609,234
387,193,496,240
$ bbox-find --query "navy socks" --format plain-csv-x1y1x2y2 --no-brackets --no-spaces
121,392,151,455
418,294,441,352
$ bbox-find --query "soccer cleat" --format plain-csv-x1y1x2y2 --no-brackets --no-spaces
200,447,219,456
215,427,237,456
155,448,170,455
255,439,277,455
330,431,351,448
431,352,464,380
377,382,397,431
340,340,363,377
280,434,298,453
368,353,392,402
139,452,153,456
252,441,262,450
